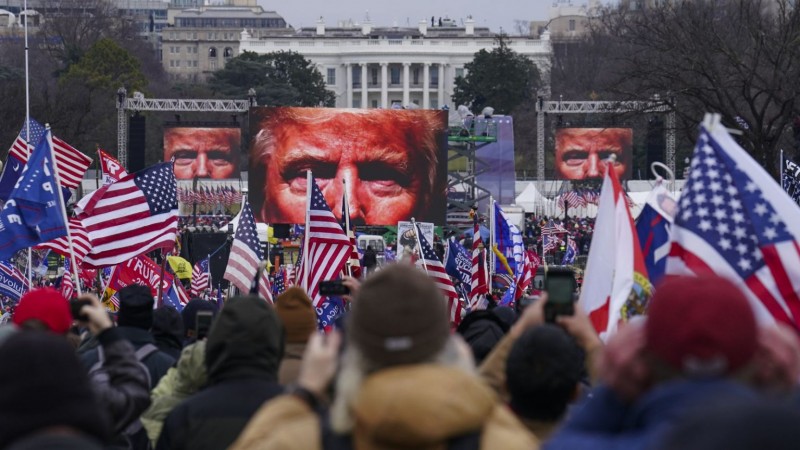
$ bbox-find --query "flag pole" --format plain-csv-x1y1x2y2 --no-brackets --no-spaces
44,126,82,296
781,149,785,191
302,170,311,291
411,218,429,274
23,0,32,286
343,178,352,277
488,196,495,276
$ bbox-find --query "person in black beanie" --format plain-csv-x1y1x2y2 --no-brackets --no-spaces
153,306,185,360
81,284,176,387
0,331,110,449
180,297,217,345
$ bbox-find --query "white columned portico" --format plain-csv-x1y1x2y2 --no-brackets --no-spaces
437,63,446,109
402,62,410,106
380,62,389,108
360,63,368,108
423,62,430,109
345,63,353,108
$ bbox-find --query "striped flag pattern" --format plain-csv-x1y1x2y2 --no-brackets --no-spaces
223,198,272,302
297,176,351,308
9,120,92,189
469,211,488,309
61,258,75,300
191,258,210,297
75,162,178,269
36,218,91,266
415,222,458,299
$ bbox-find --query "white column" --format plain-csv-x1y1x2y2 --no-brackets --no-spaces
380,62,389,108
360,63,368,108
437,63,446,109
345,63,353,108
402,62,410,106
423,62,430,109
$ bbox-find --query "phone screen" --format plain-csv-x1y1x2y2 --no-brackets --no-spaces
546,276,575,304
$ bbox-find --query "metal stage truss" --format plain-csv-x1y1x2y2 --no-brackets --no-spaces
447,120,498,229
535,98,677,192
115,87,256,169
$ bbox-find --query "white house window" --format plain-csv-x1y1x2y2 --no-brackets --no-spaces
327,68,336,85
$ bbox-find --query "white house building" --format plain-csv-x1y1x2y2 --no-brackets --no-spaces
239,17,552,109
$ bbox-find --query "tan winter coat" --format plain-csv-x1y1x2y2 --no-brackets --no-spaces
230,364,539,450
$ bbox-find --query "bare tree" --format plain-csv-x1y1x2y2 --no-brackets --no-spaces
593,0,800,175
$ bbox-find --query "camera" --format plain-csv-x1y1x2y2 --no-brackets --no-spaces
70,299,92,321
544,267,577,323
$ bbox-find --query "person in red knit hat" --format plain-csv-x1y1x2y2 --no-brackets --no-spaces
12,288,72,334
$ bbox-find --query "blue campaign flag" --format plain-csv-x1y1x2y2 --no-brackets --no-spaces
0,119,46,203
163,285,185,312
445,237,472,287
493,203,524,305
635,184,675,286
0,130,68,260
0,260,29,300
561,236,578,265
317,296,344,332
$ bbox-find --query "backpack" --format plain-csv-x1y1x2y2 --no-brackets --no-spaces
90,343,159,450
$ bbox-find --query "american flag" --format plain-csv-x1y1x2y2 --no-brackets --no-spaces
469,211,488,309
285,264,296,286
75,162,178,269
415,222,458,299
61,258,74,300
9,120,92,189
223,198,272,302
514,250,537,300
565,190,587,208
341,194,361,278
297,175,351,307
273,267,286,296
542,219,569,235
191,257,210,297
667,122,800,330
36,218,91,266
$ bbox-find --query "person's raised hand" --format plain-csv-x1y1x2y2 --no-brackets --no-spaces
341,276,361,303
298,330,343,397
78,293,113,336
557,303,602,353
509,293,546,339
597,320,651,402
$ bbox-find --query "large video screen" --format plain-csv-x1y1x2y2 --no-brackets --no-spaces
248,107,449,226
163,126,241,180
554,128,633,180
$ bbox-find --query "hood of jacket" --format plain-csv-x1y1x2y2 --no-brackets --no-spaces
351,365,497,448
205,296,284,384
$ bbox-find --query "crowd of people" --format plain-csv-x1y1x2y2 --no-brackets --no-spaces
1,262,799,450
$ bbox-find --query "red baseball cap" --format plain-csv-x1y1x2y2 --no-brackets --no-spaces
646,275,757,377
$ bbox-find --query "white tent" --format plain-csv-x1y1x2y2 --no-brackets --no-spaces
515,182,554,213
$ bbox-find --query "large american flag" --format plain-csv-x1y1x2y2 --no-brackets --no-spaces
297,176,351,307
667,123,800,330
36,218,91,266
9,120,92,189
75,162,178,269
415,223,458,299
223,198,272,302
469,211,488,309
191,257,210,297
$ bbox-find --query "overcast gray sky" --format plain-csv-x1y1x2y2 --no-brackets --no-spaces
257,0,589,34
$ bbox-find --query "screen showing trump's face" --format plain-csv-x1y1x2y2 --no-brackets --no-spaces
249,107,448,225
554,128,633,180
163,127,240,179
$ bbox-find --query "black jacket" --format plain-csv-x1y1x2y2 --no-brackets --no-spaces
81,326,177,388
156,296,285,450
